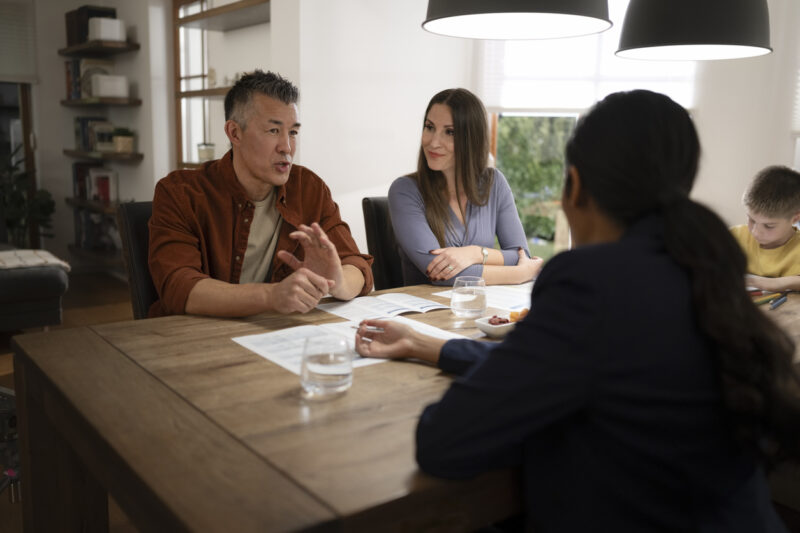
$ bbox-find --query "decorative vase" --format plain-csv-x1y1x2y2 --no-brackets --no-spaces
113,135,134,153
197,143,215,162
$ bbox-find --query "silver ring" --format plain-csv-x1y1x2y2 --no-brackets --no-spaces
447,265,454,271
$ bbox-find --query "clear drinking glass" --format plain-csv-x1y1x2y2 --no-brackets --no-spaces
450,276,488,319
300,335,353,397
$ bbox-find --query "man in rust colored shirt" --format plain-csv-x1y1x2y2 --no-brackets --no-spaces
148,70,373,317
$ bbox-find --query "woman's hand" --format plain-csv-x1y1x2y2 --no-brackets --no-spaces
427,245,480,281
355,319,414,359
355,319,442,364
516,248,544,281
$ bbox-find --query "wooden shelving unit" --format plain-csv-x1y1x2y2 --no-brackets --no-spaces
60,97,142,107
66,197,119,215
63,149,143,162
58,40,141,57
178,87,230,99
59,36,141,274
177,0,269,31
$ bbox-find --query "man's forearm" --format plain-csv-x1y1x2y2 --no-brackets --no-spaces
185,278,271,317
330,264,365,300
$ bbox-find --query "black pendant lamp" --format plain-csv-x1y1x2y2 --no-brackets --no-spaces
422,0,612,40
617,0,771,60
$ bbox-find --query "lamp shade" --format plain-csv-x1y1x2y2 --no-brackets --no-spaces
422,0,612,40
617,0,771,60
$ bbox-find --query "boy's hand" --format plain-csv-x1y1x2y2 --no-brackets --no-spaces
746,274,800,293
746,274,776,292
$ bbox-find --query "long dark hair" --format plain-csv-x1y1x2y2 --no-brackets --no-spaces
566,90,800,463
412,88,492,247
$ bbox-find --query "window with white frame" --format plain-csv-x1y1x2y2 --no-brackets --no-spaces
481,0,697,256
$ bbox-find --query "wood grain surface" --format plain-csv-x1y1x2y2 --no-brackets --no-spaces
16,284,797,531
12,284,522,532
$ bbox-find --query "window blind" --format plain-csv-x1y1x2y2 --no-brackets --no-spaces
0,0,38,84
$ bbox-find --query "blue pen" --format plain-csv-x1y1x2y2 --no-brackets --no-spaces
769,294,788,310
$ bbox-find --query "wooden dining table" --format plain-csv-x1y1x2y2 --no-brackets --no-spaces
12,284,523,532
760,293,800,517
12,284,800,531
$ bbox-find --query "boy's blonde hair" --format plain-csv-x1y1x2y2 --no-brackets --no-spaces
743,165,800,218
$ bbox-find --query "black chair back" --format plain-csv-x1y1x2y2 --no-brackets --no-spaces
117,201,158,319
362,197,404,291
0,197,9,246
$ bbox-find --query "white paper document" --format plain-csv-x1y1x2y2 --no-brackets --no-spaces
317,292,448,321
434,282,534,311
232,317,464,375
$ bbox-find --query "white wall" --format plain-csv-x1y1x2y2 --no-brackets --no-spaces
30,0,470,261
30,0,800,263
31,0,173,260
293,0,473,253
692,0,800,226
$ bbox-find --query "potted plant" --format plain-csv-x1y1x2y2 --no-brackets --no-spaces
0,146,55,248
112,127,134,153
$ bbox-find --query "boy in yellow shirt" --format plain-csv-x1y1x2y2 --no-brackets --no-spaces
730,165,800,292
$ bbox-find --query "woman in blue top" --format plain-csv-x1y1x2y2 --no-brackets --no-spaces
389,88,544,286
357,90,800,532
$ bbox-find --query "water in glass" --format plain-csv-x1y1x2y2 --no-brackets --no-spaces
451,276,487,318
301,336,353,397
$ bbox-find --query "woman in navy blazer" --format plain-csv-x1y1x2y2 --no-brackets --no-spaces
356,90,800,532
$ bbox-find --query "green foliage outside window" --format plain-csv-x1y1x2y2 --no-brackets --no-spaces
495,115,576,251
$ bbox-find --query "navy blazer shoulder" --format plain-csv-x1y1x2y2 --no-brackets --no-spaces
417,215,786,533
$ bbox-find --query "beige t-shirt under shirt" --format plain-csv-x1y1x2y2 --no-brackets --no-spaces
239,187,283,284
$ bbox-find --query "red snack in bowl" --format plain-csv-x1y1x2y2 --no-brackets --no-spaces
488,315,510,325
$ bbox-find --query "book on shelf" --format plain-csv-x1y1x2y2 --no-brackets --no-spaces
88,121,114,152
64,59,115,101
73,116,106,151
72,161,104,200
64,59,81,100
87,166,118,205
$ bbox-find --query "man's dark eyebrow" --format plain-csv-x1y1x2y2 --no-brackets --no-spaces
268,119,301,128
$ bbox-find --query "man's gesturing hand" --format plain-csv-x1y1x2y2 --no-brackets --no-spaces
277,223,346,296
269,267,334,314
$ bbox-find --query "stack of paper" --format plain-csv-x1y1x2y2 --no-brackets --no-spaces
317,293,448,321
434,282,533,311
232,316,464,375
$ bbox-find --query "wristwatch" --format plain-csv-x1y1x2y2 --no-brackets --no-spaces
481,247,489,265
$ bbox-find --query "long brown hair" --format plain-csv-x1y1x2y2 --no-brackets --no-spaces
412,88,492,247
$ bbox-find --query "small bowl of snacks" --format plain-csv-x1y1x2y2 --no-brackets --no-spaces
475,309,528,339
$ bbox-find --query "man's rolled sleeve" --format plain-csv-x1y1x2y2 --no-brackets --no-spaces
148,182,210,315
